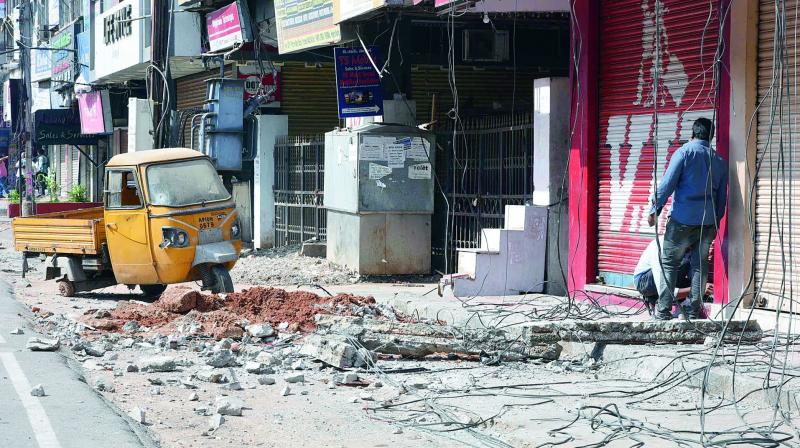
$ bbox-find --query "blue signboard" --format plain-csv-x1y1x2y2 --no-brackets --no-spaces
32,48,52,82
334,46,384,119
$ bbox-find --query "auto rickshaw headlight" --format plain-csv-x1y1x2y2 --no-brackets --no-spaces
231,221,241,239
160,227,189,248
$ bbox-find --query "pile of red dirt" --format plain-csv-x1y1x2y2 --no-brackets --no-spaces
81,286,383,339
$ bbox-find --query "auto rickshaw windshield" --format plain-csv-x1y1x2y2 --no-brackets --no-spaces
146,158,230,207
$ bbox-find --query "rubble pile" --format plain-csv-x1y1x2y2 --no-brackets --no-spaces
81,286,387,339
231,245,360,286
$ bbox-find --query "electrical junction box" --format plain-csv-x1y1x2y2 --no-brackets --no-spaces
324,124,436,275
324,124,435,214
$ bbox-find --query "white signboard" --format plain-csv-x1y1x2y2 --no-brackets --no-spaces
94,0,146,80
48,0,59,27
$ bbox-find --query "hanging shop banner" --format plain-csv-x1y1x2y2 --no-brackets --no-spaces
274,0,341,54
33,109,100,146
51,22,78,89
78,90,113,134
334,46,384,118
31,47,52,82
207,2,244,52
237,63,281,105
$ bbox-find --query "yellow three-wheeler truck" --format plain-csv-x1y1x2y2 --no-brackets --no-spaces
12,148,241,297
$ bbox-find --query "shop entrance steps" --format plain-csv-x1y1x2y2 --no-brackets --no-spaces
440,205,548,297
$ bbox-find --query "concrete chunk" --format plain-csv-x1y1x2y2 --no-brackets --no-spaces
30,384,45,397
129,407,146,424
206,349,238,368
215,396,245,416
138,356,177,372
26,337,60,351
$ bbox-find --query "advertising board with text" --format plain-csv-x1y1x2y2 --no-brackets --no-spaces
274,0,341,54
335,46,384,118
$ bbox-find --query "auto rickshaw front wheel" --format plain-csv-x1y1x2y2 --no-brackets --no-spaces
210,265,234,294
57,279,75,297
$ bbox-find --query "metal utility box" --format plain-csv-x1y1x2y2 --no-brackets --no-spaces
200,79,244,172
324,124,436,275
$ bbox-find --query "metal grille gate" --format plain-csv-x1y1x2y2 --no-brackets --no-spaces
432,113,534,272
274,135,326,247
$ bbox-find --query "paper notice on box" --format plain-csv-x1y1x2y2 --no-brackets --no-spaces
407,138,430,161
408,163,432,179
386,143,406,168
360,137,385,161
369,163,393,180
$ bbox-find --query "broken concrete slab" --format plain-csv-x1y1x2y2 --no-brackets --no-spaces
284,374,304,384
206,349,238,368
299,334,375,369
246,323,275,339
10,328,23,335
517,319,764,345
208,413,224,431
138,356,177,372
26,337,60,351
215,396,245,416
244,361,272,374
258,376,276,385
300,242,326,258
314,316,561,361
195,369,228,384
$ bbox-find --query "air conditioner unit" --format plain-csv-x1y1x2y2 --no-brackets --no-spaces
463,29,509,62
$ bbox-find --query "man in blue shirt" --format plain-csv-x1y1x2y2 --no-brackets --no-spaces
647,117,728,320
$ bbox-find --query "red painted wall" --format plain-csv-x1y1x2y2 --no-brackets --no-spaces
7,202,102,219
567,0,600,292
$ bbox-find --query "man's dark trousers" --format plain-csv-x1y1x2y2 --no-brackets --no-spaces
656,218,716,318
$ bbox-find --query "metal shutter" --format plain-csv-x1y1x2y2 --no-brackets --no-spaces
281,62,339,136
411,65,547,126
596,0,719,287
754,1,800,303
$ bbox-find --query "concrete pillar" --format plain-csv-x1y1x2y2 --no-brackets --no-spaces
726,0,758,317
253,115,288,250
533,77,570,295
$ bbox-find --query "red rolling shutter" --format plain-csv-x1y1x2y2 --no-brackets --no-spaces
596,0,720,287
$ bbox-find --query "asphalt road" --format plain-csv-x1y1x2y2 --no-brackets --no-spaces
0,278,157,448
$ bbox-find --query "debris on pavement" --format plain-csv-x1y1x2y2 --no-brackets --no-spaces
10,327,23,335
30,384,45,397
26,337,60,351
129,407,146,424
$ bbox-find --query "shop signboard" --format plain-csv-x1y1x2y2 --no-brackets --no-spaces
237,63,281,105
77,31,92,84
334,46,384,118
335,0,405,23
32,47,52,82
33,109,100,146
95,0,145,80
51,22,78,88
207,2,244,52
274,0,341,54
78,90,113,134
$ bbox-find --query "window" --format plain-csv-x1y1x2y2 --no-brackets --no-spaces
146,159,230,207
106,169,142,208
